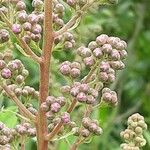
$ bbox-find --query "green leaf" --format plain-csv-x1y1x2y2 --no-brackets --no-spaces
0,106,18,128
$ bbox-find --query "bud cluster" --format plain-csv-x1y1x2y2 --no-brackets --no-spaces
74,117,102,138
62,82,98,104
54,32,75,50
15,122,36,137
0,51,28,81
0,122,15,146
77,34,127,84
101,88,118,106
41,96,66,115
120,113,147,150
59,61,81,78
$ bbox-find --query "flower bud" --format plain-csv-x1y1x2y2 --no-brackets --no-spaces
17,11,27,23
86,95,96,104
88,41,98,51
61,85,71,94
1,68,12,79
83,56,95,66
99,72,108,82
64,41,73,49
50,102,61,113
102,44,113,54
32,24,42,34
0,29,9,43
93,48,103,58
28,14,39,24
81,129,90,137
0,60,6,69
32,0,44,10
60,64,71,75
70,87,80,97
12,24,22,34
23,22,32,31
99,61,110,72
16,1,26,11
61,112,70,124
70,68,80,78
16,75,24,84
110,49,120,60
96,34,108,45
76,92,87,102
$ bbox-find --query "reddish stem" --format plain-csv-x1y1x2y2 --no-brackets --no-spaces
36,0,54,150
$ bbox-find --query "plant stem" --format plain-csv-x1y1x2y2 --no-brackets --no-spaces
37,0,54,149
2,83,36,121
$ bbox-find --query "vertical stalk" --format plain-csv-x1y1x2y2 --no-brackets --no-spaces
37,0,54,149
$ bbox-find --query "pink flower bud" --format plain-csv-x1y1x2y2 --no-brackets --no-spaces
93,48,103,58
16,1,26,11
76,92,87,102
28,14,39,24
50,102,61,113
1,68,12,79
99,61,110,72
60,64,71,75
88,41,98,51
70,68,80,78
83,56,95,66
12,24,22,34
102,44,113,54
96,34,108,45
110,49,120,60
80,83,89,93
70,87,80,97
99,72,108,82
32,24,42,34
119,50,128,59
61,112,70,124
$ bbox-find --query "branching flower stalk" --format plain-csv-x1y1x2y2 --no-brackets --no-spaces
0,0,147,150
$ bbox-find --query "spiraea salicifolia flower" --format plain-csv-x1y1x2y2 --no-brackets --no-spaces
120,113,147,150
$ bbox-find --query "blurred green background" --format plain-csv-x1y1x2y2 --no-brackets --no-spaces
1,0,150,149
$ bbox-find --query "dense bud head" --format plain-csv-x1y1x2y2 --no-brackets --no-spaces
0,29,9,43
32,24,42,34
56,96,66,106
28,14,39,24
50,102,61,113
23,22,32,31
64,41,73,49
99,61,110,72
77,46,92,58
110,49,121,60
1,68,12,79
119,50,128,59
107,37,120,47
99,72,108,82
16,75,25,84
80,83,89,93
12,24,22,34
55,4,65,13
46,96,55,105
70,87,80,97
61,85,71,94
93,48,103,58
81,129,90,137
17,11,27,23
88,41,98,51
86,95,96,104
16,1,26,11
82,117,91,128
70,68,80,78
61,112,70,124
83,56,95,66
102,44,113,54
32,0,44,10
63,32,74,41
76,92,87,102
96,34,108,45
